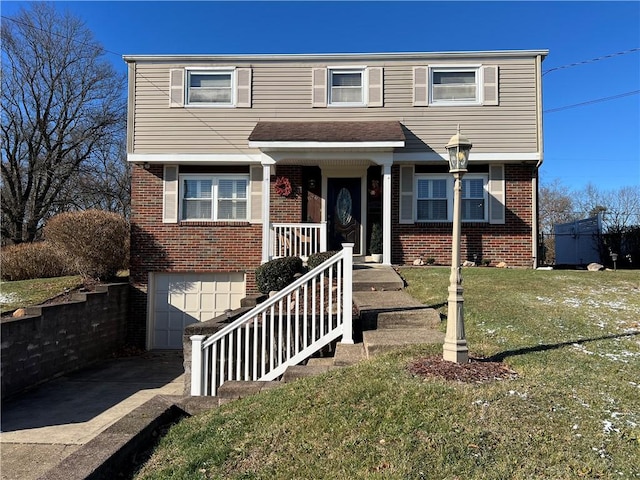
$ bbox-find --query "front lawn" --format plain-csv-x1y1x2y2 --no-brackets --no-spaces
135,268,640,479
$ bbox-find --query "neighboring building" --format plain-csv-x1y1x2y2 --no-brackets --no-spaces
125,50,547,349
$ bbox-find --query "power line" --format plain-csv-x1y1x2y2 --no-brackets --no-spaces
544,90,640,114
543,48,640,76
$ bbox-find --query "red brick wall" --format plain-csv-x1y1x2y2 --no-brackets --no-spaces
391,164,535,268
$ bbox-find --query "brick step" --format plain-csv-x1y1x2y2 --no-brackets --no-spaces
376,309,442,329
363,328,445,358
216,380,281,406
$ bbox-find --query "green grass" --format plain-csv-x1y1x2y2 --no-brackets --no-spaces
0,275,84,314
135,268,640,479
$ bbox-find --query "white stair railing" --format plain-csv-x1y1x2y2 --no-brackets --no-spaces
191,243,353,396
272,222,327,260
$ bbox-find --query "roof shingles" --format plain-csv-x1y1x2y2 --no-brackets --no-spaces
248,121,405,143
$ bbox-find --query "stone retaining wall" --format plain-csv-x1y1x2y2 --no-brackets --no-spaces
1,283,129,400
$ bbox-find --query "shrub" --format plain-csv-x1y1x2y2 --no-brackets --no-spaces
306,250,340,277
369,223,382,254
0,242,68,281
44,210,129,280
255,256,305,294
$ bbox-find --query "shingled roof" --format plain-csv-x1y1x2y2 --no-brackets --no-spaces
248,121,405,144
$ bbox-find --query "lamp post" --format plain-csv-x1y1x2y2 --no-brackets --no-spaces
611,252,618,271
443,125,472,364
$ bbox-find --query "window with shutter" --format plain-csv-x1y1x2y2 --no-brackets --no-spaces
178,174,249,221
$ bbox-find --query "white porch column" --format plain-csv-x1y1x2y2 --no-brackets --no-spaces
381,161,393,265
261,155,275,263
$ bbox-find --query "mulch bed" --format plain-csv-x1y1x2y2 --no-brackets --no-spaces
408,355,518,383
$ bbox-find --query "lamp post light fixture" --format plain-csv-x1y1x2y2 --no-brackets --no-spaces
443,125,472,364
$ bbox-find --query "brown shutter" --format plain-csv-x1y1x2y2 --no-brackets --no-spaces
483,65,499,106
489,164,505,224
399,165,414,223
413,66,428,106
312,68,327,107
250,165,263,223
169,69,184,108
236,68,252,108
367,67,383,107
163,165,179,223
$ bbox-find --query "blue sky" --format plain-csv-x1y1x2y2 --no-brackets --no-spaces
3,1,639,192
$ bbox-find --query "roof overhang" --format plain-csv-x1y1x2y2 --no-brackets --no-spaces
248,121,406,151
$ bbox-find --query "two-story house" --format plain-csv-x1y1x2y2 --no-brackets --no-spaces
125,50,547,350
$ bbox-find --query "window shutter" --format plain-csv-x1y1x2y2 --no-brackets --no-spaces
488,164,505,224
312,68,327,107
163,165,179,223
367,67,383,107
169,69,184,108
249,165,263,223
399,165,415,223
413,66,428,106
482,65,499,106
236,68,252,108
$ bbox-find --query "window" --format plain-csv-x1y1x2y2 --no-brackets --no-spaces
187,70,234,106
430,67,479,105
462,178,486,221
180,175,248,221
329,69,364,105
415,174,488,222
416,177,448,221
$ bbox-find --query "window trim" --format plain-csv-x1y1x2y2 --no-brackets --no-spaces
179,173,249,222
414,173,488,222
428,64,482,106
327,66,367,107
185,68,236,107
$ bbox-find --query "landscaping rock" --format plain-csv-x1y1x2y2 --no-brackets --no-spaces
12,308,26,318
587,262,604,271
496,262,508,268
462,261,476,267
413,258,424,266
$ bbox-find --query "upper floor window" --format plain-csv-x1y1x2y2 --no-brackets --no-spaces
186,70,234,106
180,174,248,221
430,68,479,105
329,68,365,106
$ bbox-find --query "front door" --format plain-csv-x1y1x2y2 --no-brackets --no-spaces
327,178,361,254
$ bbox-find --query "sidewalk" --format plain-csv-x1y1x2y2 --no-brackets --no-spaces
0,351,184,480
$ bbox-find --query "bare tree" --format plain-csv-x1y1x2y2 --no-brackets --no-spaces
575,183,640,233
539,178,578,234
1,2,126,244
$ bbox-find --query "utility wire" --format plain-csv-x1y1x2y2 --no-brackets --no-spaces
543,48,640,76
544,90,640,113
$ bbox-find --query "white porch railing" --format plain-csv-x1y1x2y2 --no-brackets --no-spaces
190,243,353,396
271,222,327,260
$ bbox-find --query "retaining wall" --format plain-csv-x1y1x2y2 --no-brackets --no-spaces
1,283,129,400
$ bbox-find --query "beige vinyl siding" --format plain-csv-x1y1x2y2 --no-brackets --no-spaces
130,57,540,154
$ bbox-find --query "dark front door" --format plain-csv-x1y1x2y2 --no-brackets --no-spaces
327,178,361,254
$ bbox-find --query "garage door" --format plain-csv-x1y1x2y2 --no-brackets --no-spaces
152,272,245,349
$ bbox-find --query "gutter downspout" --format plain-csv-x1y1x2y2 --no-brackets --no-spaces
532,53,545,268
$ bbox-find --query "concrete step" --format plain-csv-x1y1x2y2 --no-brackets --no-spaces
216,380,281,405
334,343,366,366
363,328,445,358
352,265,404,292
376,308,442,329
282,364,334,382
306,357,336,367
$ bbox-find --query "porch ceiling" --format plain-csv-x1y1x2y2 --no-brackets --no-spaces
248,121,406,150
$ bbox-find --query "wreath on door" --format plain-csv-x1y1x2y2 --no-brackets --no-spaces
274,176,293,197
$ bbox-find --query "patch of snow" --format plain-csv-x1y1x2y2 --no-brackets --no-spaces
0,292,18,304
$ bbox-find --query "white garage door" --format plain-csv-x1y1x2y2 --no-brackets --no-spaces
151,272,245,349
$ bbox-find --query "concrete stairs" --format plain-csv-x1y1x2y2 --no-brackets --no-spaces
210,265,445,405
